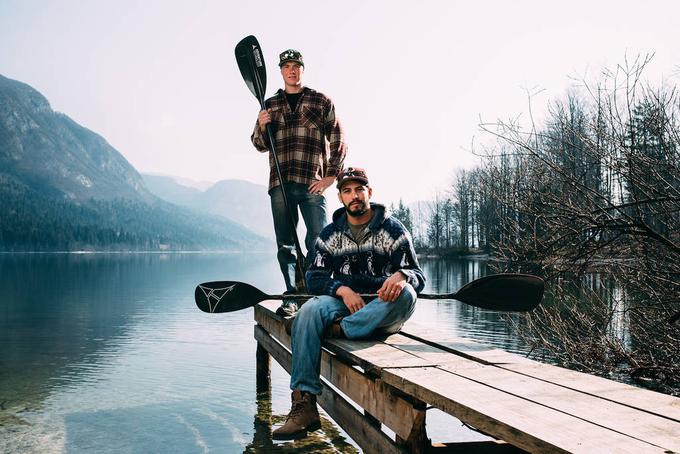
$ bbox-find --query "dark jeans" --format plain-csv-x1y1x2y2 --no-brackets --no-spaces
269,183,327,292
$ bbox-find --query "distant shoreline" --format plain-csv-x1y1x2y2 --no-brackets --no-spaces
0,250,273,254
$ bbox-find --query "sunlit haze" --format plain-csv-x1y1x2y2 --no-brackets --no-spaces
1,0,679,204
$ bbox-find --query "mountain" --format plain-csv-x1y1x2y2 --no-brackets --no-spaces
0,75,151,202
170,175,214,191
0,74,269,251
142,174,274,239
143,173,214,192
142,174,203,207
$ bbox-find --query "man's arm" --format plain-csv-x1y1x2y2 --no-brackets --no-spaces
251,97,277,152
394,232,426,293
377,227,426,301
376,271,408,303
305,240,343,296
335,285,365,314
250,112,270,152
323,97,347,177
306,237,368,313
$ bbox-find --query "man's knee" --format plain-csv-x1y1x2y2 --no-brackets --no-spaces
396,283,417,306
298,295,334,318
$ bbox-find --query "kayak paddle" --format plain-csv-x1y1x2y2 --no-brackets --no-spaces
235,35,307,290
195,273,544,314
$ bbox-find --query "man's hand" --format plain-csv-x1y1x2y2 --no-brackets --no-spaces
258,109,272,132
308,176,335,195
336,285,365,314
378,271,407,302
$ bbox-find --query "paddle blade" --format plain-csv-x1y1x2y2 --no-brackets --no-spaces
195,281,268,313
452,274,544,312
235,35,267,104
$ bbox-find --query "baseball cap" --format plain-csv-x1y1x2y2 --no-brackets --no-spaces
336,167,369,189
279,49,304,67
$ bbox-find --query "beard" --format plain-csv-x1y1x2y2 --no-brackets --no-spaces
345,200,369,217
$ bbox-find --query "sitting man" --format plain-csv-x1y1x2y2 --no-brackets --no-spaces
272,167,426,440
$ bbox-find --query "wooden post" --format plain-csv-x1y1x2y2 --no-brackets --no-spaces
256,341,271,394
244,340,274,451
255,341,273,445
395,400,429,454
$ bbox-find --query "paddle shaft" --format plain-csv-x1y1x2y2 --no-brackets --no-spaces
263,292,459,300
246,41,306,290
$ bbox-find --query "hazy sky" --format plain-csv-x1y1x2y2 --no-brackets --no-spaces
1,0,679,204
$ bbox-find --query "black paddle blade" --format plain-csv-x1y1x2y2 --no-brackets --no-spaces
195,281,268,313
452,273,544,312
235,35,267,104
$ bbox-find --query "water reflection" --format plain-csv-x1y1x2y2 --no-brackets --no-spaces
0,253,559,453
419,257,488,293
552,272,632,349
1,253,282,453
413,257,528,354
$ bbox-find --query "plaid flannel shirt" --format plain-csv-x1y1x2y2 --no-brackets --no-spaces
251,87,347,191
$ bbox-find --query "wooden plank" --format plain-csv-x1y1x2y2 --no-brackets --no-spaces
498,362,680,423
254,303,291,347
322,338,433,373
255,301,680,452
255,302,433,371
317,383,407,454
253,307,424,441
253,325,404,454
437,359,680,451
382,366,670,454
387,330,680,452
401,320,680,424
430,440,527,453
318,352,425,441
400,321,532,365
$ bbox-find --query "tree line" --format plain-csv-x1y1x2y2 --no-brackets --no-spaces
391,171,498,255
392,56,679,395
0,178,256,252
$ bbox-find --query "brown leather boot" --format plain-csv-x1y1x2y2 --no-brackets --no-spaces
272,390,321,440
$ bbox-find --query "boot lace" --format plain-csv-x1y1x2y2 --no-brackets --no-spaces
286,396,307,420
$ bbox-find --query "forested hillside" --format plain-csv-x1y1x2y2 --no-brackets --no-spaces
0,74,268,251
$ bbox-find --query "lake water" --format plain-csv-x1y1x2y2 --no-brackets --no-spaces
1,253,532,453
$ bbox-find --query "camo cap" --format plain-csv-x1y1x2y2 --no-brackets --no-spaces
279,49,304,67
336,167,369,189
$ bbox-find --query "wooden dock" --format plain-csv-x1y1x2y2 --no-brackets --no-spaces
253,300,680,453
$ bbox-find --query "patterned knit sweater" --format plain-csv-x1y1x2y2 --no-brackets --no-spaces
305,203,426,296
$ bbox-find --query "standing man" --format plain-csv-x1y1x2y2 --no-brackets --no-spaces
251,48,347,316
272,167,426,440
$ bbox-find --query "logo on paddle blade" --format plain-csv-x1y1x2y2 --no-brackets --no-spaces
253,48,263,68
199,284,237,313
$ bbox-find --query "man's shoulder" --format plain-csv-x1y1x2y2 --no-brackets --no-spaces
303,87,333,104
380,215,412,239
264,90,286,106
318,220,341,239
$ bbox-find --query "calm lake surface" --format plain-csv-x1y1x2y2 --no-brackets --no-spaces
1,253,532,453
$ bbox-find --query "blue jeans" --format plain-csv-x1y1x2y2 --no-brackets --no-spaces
290,284,417,394
269,183,327,292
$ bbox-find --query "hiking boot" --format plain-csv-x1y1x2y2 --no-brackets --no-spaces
272,390,321,440
324,321,345,339
276,291,299,317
